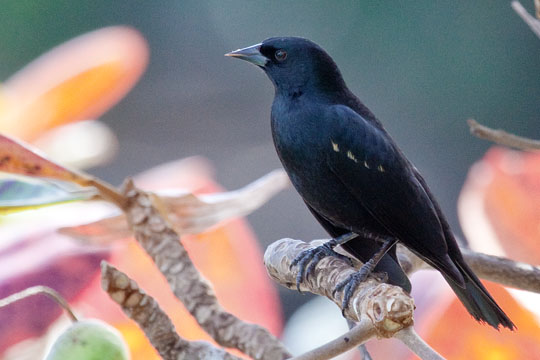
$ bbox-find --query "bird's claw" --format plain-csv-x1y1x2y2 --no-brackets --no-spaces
334,271,367,311
333,268,374,312
291,240,352,292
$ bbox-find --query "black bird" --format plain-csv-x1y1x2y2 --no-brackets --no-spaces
226,37,514,330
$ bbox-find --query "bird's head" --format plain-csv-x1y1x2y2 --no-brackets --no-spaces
226,37,347,97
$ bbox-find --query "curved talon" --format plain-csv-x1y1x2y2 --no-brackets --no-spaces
334,270,371,311
291,241,352,292
305,249,326,277
297,257,312,291
334,236,398,311
341,282,356,312
292,252,312,291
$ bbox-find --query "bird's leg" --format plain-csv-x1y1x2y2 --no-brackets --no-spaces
334,236,398,310
331,232,358,246
291,232,357,291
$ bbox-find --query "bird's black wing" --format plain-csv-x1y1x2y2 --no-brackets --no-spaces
324,105,464,286
305,202,412,292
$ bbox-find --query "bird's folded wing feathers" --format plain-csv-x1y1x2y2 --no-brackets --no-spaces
325,105,449,259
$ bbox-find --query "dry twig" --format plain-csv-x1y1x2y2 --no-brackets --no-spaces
462,248,540,293
467,119,540,150
0,286,78,322
101,262,242,360
397,244,540,294
119,179,290,360
394,327,445,360
289,318,376,360
512,0,540,38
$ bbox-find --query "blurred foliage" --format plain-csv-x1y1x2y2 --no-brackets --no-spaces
0,26,282,359
1,1,537,244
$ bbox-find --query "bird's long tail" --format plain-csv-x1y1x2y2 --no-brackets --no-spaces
412,169,514,330
444,258,515,330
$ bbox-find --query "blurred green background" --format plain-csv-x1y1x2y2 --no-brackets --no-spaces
1,0,538,318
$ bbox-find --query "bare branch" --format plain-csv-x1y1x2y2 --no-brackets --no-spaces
461,248,540,293
264,238,415,334
0,285,78,322
120,179,290,360
467,119,540,150
101,261,241,360
397,244,540,294
345,320,374,360
512,1,540,38
394,327,445,360
289,318,376,360
85,176,127,208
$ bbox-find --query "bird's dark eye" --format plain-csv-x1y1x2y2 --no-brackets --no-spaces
274,49,287,62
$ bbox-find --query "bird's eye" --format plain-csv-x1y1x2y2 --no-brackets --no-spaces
274,49,287,62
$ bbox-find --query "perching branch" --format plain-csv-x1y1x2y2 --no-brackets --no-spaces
264,238,452,360
101,262,242,360
467,119,540,151
512,0,540,39
119,179,290,360
264,238,415,332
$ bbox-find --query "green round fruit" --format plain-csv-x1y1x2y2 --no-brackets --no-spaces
45,319,129,360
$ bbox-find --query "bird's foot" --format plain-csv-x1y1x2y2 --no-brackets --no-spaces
334,266,387,312
291,238,353,292
334,236,397,311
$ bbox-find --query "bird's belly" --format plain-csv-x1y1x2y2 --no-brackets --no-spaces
285,162,381,233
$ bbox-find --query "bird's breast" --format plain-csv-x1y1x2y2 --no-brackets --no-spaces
271,101,327,175
270,100,370,229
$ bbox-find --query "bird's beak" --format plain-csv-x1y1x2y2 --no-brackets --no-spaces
225,43,268,67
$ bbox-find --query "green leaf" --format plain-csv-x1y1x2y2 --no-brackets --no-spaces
0,174,96,214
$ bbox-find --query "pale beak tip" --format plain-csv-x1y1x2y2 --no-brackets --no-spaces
224,43,267,67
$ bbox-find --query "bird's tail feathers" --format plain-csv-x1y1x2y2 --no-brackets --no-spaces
433,254,466,288
444,259,515,331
